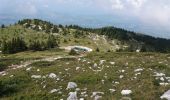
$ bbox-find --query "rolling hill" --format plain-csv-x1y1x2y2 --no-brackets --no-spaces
0,19,170,100
15,19,170,53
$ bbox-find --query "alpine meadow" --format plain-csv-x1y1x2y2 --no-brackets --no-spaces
1,0,170,100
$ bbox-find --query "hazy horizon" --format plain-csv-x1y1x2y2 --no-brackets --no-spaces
1,0,170,38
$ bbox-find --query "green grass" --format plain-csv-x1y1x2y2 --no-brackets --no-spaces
0,48,68,72
2,20,170,100
0,51,170,100
29,61,55,68
0,56,24,71
0,25,118,53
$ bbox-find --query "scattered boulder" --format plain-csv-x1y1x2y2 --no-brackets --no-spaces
121,90,132,95
94,95,102,100
66,82,77,90
91,92,104,100
49,89,59,93
109,89,116,93
134,68,143,72
26,67,32,71
160,90,170,100
110,62,115,65
31,75,41,79
67,92,78,100
49,73,57,78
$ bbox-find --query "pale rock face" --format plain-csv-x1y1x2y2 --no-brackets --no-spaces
121,70,125,73
109,89,116,93
134,68,143,72
75,88,80,91
136,49,140,53
76,67,80,70
31,75,41,79
94,95,102,100
119,75,124,79
101,79,105,84
154,72,165,77
94,63,97,67
49,73,57,78
91,92,104,99
26,67,32,71
160,77,165,81
121,90,132,95
159,82,169,86
10,75,14,77
79,98,84,100
67,92,78,100
160,90,170,100
49,89,59,93
114,81,120,85
66,82,77,89
99,60,106,65
110,62,115,65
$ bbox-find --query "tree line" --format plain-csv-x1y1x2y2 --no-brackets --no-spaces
1,35,58,54
8,19,170,53
18,19,59,33
67,25,170,53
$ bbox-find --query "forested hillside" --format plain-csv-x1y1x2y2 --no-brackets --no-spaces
68,25,170,52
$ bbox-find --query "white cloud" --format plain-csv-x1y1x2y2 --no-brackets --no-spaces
1,0,170,37
15,1,37,15
107,0,170,28
139,4,170,27
110,0,124,10
43,4,49,8
127,0,147,8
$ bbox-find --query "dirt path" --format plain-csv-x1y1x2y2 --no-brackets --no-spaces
0,55,84,76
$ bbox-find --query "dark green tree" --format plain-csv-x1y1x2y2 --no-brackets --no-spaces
52,26,59,33
1,24,5,28
46,35,58,48
96,48,100,52
1,37,27,54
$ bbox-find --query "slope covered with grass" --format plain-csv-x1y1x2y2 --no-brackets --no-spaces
1,19,170,100
0,51,170,100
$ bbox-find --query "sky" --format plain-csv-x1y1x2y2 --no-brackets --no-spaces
0,0,170,38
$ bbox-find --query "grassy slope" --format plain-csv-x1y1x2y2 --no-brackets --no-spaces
0,25,55,45
0,23,170,100
0,51,170,100
58,29,123,52
0,25,120,52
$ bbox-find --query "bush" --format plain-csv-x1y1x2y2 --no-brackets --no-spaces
0,62,7,71
153,79,160,86
29,40,43,51
0,81,18,96
1,37,27,54
46,35,58,48
1,33,59,54
107,49,111,52
0,75,30,96
63,39,68,43
74,40,79,43
96,48,100,52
